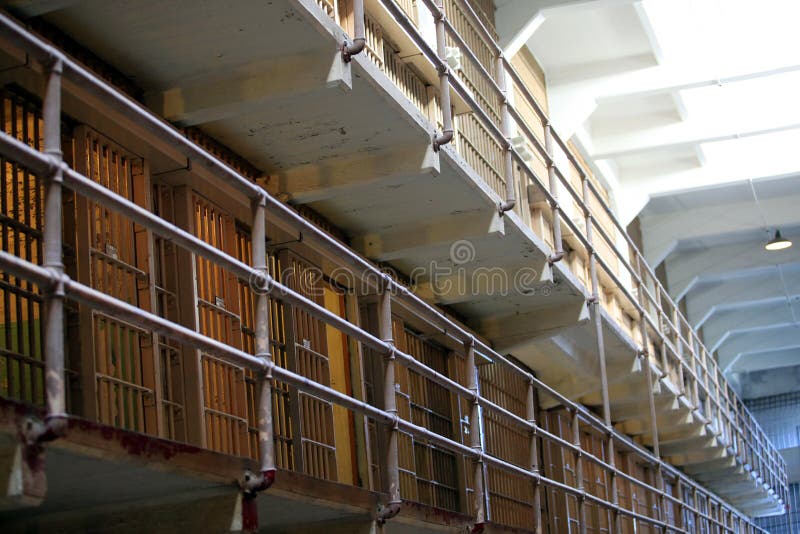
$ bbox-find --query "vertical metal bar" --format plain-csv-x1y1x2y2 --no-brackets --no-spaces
633,255,662,467
544,123,564,263
342,0,366,61
465,337,488,527
635,274,667,531
496,54,515,213
431,0,454,150
571,408,587,534
581,176,618,533
527,380,543,534
377,280,401,523
242,196,276,492
675,478,685,532
27,57,68,442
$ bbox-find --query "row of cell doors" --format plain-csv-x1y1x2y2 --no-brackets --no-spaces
0,90,470,501
0,90,359,484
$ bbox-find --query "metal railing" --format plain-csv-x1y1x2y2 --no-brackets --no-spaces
0,6,782,534
366,0,787,511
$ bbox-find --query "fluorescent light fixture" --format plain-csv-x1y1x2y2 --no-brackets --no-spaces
765,229,792,251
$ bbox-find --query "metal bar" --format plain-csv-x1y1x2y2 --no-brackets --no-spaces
571,407,588,534
242,197,276,492
507,104,550,164
526,380,542,534
432,0,453,150
543,124,564,263
342,0,366,60
0,216,763,532
466,337,488,527
581,174,619,533
25,56,67,443
0,249,686,532
441,0,776,472
496,54,516,213
0,129,488,419
0,13,493,379
0,10,779,525
407,0,785,470
376,283,401,523
433,8,503,102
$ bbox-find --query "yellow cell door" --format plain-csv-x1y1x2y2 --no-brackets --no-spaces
0,91,47,405
72,126,158,434
279,249,356,483
324,284,356,485
191,194,249,457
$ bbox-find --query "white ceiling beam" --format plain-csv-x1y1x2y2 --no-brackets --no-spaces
632,0,662,65
622,169,800,231
552,64,800,216
639,193,800,267
665,241,800,302
496,0,639,51
598,63,800,103
704,303,800,353
685,266,800,328
718,326,800,373
593,121,800,161
553,62,800,117
503,12,546,58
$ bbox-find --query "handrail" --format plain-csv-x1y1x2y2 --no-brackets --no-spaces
433,0,783,494
0,135,710,533
414,0,784,511
0,114,769,534
0,5,782,530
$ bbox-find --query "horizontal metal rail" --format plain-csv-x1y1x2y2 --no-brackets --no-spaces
433,0,785,503
0,249,684,533
0,6,780,531
0,124,764,531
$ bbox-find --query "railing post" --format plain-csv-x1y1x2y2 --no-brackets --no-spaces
26,55,68,443
496,53,516,214
432,0,454,150
675,480,685,531
571,407,587,534
581,175,618,533
543,123,564,263
634,288,668,532
465,337,488,529
526,380,543,534
377,278,402,523
641,343,666,527
242,195,276,493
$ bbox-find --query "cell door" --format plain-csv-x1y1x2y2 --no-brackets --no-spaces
281,250,336,480
0,91,50,405
192,194,249,457
73,126,157,434
235,227,294,467
151,183,186,441
393,321,461,512
279,249,356,482
541,410,578,534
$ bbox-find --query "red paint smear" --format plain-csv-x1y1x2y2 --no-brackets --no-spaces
242,493,259,532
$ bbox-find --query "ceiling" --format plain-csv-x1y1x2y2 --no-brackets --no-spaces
640,177,800,398
494,0,800,401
